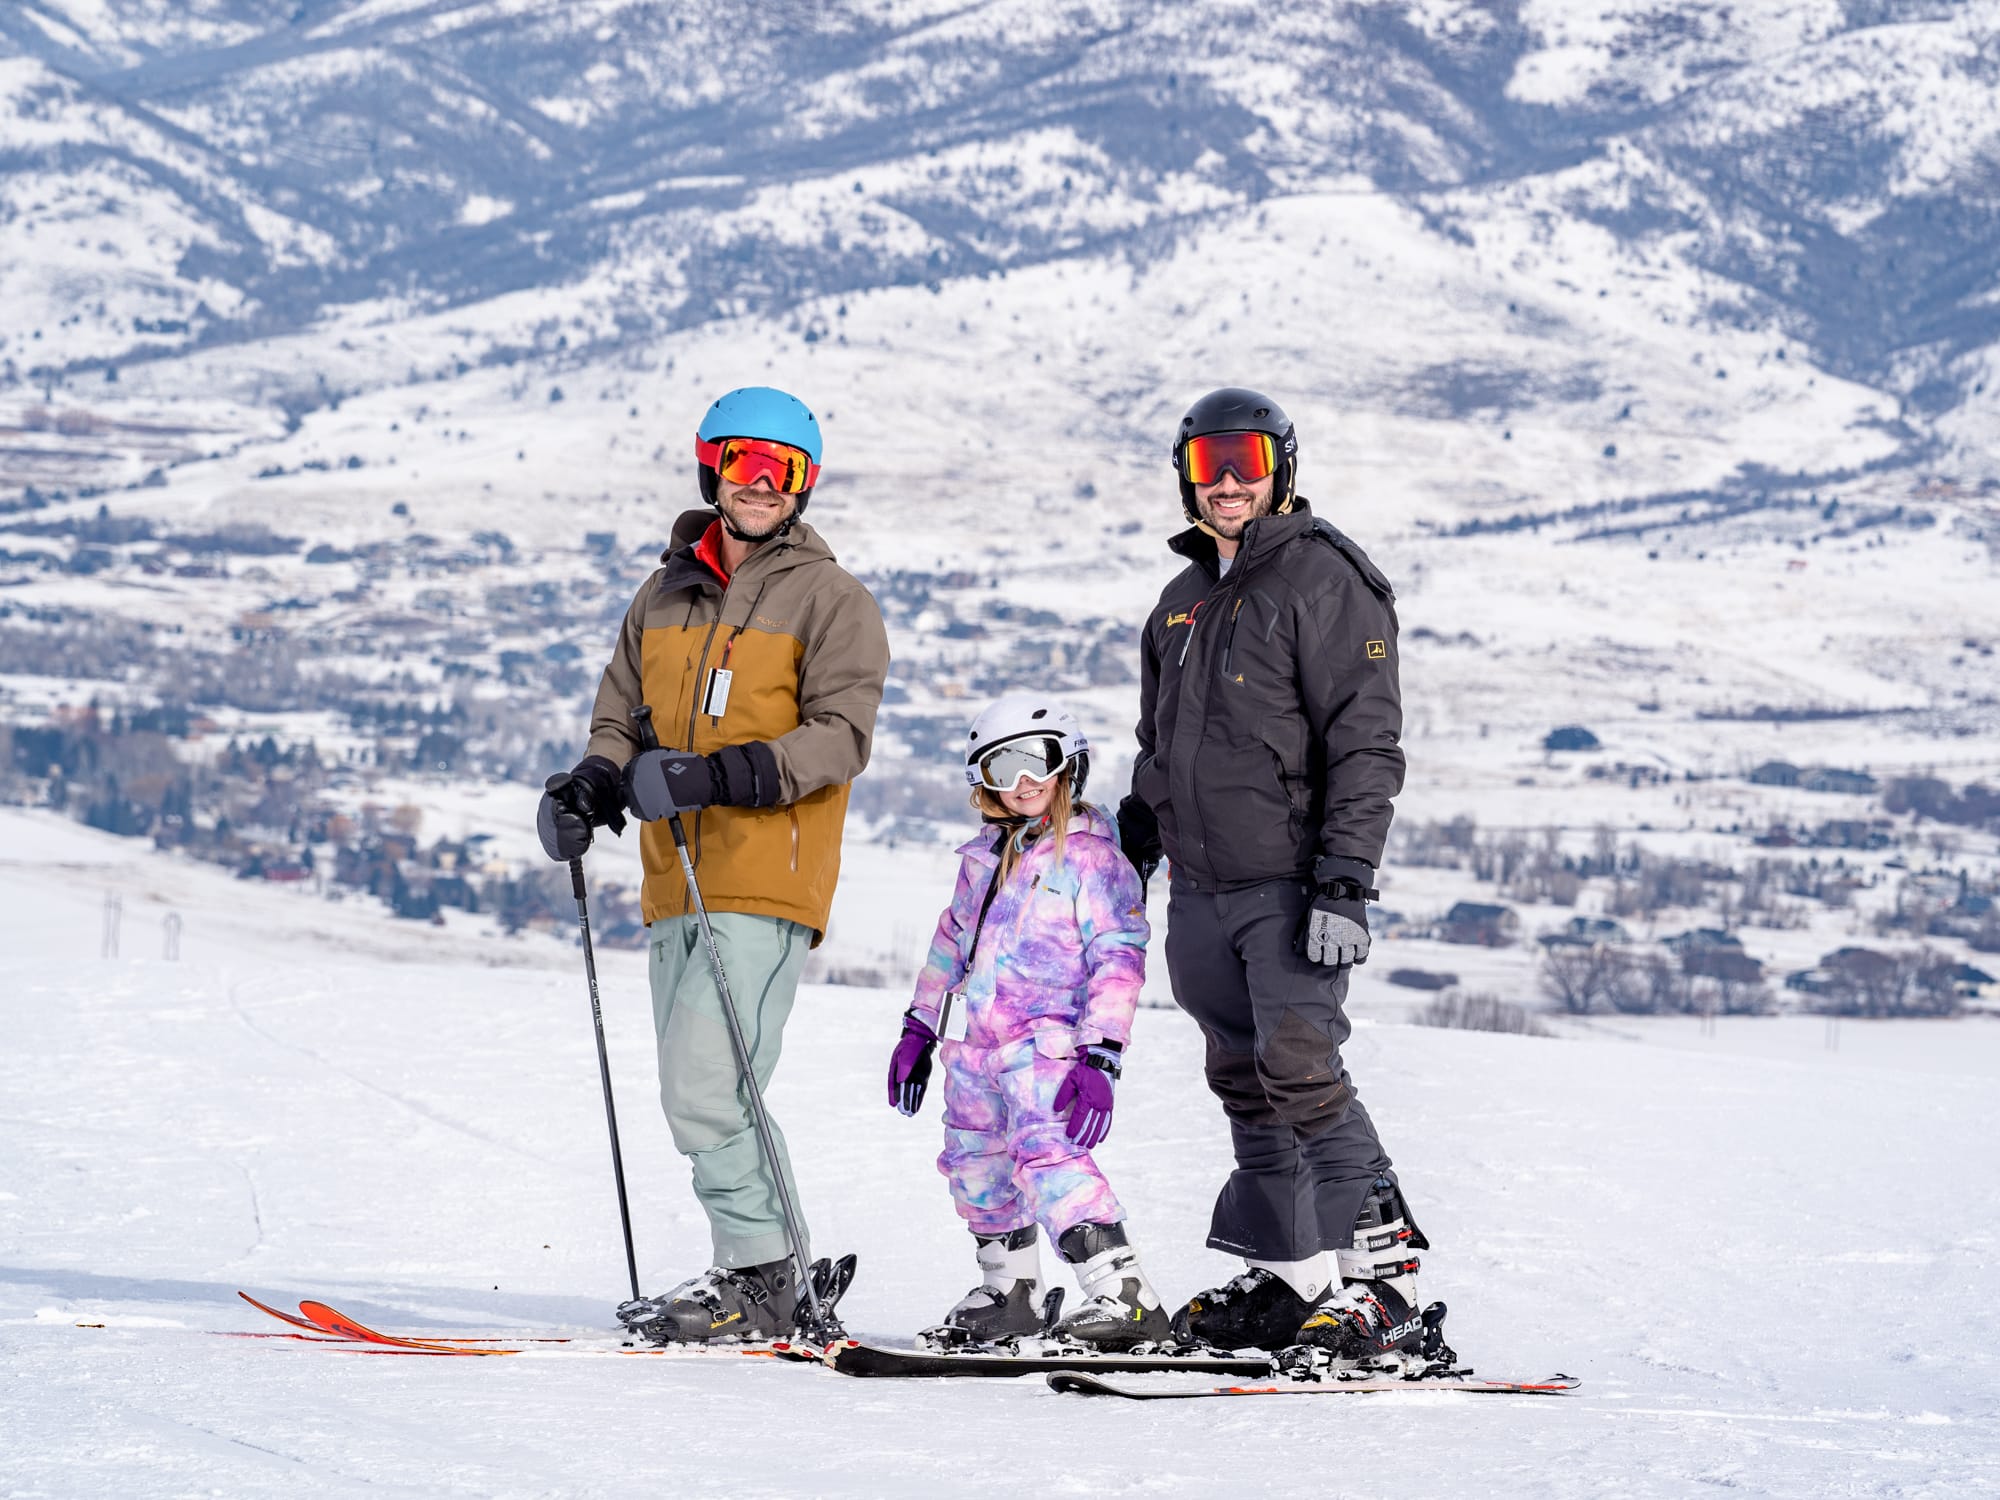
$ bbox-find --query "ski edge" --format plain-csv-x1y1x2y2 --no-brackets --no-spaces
1046,1370,1584,1400
823,1340,1274,1379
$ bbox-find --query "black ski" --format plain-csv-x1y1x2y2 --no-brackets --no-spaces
822,1340,1271,1379
1047,1370,1582,1400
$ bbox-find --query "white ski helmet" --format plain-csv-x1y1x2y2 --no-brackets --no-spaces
963,694,1090,798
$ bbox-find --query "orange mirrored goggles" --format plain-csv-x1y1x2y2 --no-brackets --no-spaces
1180,430,1277,486
696,436,822,493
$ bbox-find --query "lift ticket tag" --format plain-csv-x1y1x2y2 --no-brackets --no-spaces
701,667,733,719
936,989,970,1041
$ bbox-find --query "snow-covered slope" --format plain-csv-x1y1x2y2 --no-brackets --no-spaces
3,808,1996,1497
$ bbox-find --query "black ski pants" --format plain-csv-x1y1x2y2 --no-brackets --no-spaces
1165,875,1395,1261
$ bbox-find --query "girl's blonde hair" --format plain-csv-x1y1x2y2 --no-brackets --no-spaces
972,776,1079,885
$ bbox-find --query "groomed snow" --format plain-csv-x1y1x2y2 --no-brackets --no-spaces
3,807,1996,1497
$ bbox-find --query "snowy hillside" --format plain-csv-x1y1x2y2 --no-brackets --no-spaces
4,10,1999,1493
4,807,1998,1497
1,3,1996,1018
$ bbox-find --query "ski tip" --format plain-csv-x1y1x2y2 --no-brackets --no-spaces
1044,1371,1112,1396
237,1290,321,1332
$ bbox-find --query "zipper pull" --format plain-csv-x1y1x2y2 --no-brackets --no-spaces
1177,600,1205,666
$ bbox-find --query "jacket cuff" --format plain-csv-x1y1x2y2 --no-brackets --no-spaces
1313,854,1378,896
712,740,783,808
1076,1017,1132,1051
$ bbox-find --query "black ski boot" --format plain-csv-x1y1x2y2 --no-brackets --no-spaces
619,1259,798,1346
1050,1223,1171,1352
1285,1178,1449,1374
1170,1266,1329,1352
919,1226,1044,1350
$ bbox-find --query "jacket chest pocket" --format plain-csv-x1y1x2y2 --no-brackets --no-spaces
1005,868,1082,982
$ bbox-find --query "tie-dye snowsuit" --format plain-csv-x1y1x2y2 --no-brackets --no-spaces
909,805,1149,1239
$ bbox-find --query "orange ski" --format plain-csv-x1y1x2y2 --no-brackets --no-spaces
297,1300,508,1355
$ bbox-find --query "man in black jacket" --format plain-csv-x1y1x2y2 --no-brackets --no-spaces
1119,388,1435,1366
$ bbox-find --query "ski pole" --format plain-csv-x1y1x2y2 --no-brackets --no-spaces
631,705,832,1338
545,770,642,1307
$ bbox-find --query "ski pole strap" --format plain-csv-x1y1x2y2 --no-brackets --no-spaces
936,852,1007,1042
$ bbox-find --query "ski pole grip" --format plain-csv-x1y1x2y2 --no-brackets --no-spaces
631,704,689,845
631,704,661,752
568,856,587,902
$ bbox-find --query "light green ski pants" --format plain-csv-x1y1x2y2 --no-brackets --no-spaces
647,911,812,1270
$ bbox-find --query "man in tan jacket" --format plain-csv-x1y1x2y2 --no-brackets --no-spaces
537,385,888,1342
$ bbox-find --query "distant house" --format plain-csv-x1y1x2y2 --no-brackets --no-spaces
1440,902,1520,947
1800,767,1878,796
1662,928,1742,956
1543,726,1601,752
1748,761,1801,787
1684,948,1764,983
1820,946,1897,987
431,874,479,912
1539,915,1630,948
1949,963,1995,1001
1809,819,1891,850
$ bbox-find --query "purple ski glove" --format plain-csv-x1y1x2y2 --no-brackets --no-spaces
887,1011,939,1116
1053,1043,1122,1150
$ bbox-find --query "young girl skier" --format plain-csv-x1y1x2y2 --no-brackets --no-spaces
885,695,1169,1350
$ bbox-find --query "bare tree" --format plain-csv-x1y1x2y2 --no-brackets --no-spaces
1539,945,1623,1013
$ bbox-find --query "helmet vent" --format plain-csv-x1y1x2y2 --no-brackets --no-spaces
1031,709,1047,719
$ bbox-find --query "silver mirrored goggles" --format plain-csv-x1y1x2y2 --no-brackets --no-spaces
968,735,1068,793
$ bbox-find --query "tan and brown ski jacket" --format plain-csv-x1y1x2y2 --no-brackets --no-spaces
586,509,889,942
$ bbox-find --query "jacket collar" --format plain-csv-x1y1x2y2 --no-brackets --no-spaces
656,507,836,595
1168,496,1316,579
952,803,1117,861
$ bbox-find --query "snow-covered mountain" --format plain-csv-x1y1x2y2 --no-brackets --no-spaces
2,2,1997,864
5,1,1998,465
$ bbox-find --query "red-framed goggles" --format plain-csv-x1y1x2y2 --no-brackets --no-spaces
1180,430,1277,486
696,435,821,494
969,735,1068,793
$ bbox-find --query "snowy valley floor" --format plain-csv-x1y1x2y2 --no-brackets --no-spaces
2,809,1997,1499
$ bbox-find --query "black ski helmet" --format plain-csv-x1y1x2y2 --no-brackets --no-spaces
1171,387,1299,523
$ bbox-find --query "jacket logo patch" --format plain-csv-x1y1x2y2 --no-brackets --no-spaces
755,614,788,629
1165,611,1190,627
1366,640,1387,659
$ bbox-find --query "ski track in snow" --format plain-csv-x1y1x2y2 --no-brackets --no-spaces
225,975,558,1169
2,808,1998,1498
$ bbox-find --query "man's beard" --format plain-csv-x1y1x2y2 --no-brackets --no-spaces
720,500,792,541
1199,494,1270,538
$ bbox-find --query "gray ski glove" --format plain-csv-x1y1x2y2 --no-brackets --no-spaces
1304,903,1370,967
1300,857,1380,968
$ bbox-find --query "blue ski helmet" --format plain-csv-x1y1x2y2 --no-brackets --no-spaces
695,386,824,518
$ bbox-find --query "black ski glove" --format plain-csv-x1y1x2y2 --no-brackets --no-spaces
537,755,626,862
623,740,782,822
1300,856,1380,968
1115,792,1162,887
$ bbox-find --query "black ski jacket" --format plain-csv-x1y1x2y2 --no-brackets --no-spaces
1129,499,1405,888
